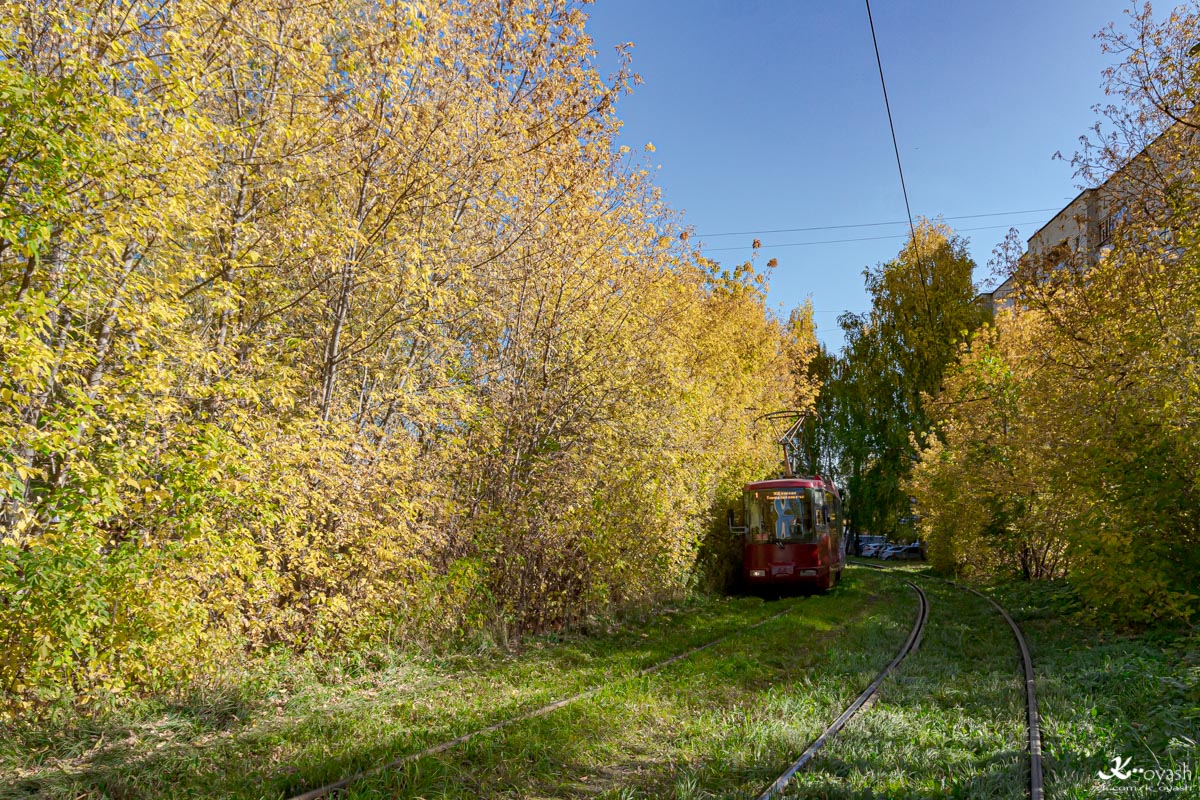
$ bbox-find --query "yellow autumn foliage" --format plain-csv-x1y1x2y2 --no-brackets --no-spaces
910,3,1200,624
0,1,814,712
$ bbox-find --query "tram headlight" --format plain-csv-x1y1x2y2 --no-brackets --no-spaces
749,569,766,578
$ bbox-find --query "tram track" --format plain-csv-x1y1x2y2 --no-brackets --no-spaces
285,600,806,800
753,579,928,800
948,576,1044,800
287,564,1041,800
835,559,1045,800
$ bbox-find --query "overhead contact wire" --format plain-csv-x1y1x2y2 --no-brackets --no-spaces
697,207,1059,238
864,0,933,322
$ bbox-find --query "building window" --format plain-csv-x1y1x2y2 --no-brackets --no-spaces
1096,208,1126,246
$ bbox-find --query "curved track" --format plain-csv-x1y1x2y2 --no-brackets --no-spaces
845,560,1044,800
286,602,803,800
753,580,928,800
952,578,1044,800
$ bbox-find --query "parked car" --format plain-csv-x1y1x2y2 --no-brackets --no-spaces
880,541,925,561
857,535,887,557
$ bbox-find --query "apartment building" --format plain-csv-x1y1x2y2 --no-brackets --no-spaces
978,123,1184,313
980,185,1124,313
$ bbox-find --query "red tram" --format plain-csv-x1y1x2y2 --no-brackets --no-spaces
737,476,844,592
728,412,846,593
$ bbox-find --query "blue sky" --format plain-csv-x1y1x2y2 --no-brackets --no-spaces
584,0,1133,349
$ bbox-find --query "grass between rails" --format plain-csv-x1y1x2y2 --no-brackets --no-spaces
787,567,1027,799
794,563,1199,800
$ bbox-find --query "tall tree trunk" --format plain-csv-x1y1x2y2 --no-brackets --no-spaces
320,256,356,422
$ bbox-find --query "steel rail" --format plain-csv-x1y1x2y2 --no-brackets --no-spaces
846,560,1044,800
286,601,804,800
753,580,928,800
954,580,1045,800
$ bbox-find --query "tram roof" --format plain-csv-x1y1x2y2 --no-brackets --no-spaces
744,477,836,492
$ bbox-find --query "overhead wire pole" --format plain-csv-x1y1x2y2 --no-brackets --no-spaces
864,0,934,321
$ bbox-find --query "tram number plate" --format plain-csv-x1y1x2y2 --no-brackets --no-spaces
798,569,817,576
771,564,793,576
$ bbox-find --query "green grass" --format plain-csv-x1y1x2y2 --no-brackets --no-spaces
336,569,915,799
994,579,1199,800
1,572,914,799
4,567,1196,799
790,564,1199,800
785,569,1027,799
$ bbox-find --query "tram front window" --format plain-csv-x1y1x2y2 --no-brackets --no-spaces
745,490,816,543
